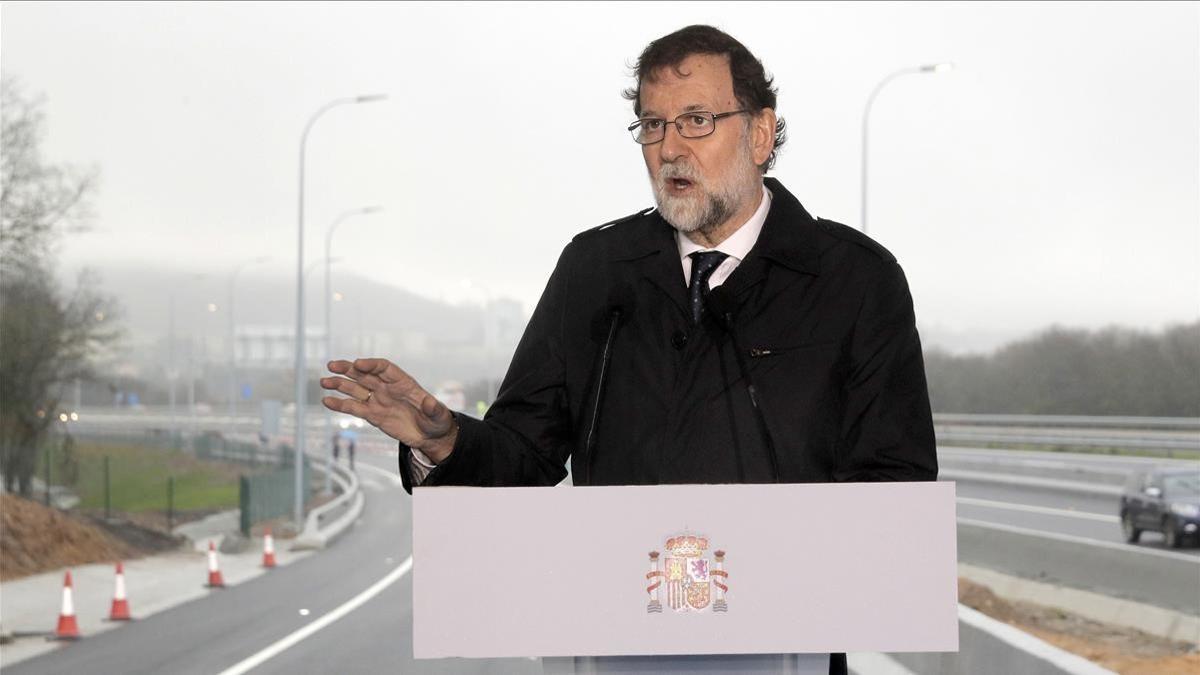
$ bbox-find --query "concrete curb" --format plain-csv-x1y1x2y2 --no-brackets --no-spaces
959,562,1200,644
292,461,361,550
173,509,240,551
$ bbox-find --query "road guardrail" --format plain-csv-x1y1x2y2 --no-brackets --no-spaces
933,414,1200,455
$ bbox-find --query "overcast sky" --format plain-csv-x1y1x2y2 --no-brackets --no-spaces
3,1,1197,353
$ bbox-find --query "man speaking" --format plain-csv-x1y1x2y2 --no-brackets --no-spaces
322,24,937,674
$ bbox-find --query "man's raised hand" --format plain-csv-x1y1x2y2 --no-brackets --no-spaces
320,358,458,464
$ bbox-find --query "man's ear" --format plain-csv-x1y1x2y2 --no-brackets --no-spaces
752,108,777,169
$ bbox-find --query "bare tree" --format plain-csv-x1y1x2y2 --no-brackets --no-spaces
0,75,117,495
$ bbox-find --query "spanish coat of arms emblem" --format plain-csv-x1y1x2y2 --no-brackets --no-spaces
644,534,728,613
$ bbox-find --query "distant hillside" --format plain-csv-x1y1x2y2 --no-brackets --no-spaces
61,262,527,395
63,263,492,345
925,321,1200,416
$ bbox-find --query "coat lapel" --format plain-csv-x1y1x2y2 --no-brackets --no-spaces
609,210,690,320
609,180,822,322
721,178,821,312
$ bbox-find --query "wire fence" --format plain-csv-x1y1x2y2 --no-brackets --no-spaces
25,427,313,534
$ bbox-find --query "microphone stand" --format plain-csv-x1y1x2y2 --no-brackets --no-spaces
707,289,781,482
581,308,621,485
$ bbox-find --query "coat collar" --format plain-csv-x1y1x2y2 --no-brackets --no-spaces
608,178,822,317
752,177,821,277
607,177,820,278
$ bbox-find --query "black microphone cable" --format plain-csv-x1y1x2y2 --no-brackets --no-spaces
580,283,636,485
705,286,781,483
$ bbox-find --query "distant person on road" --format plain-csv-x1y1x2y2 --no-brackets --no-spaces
321,25,936,675
331,428,358,471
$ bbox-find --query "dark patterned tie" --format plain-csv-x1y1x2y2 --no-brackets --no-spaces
688,250,729,324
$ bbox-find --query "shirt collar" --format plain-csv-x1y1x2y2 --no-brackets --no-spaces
675,184,772,264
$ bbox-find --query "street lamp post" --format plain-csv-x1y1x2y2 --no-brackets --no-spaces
323,206,382,493
860,63,953,235
227,256,270,429
167,273,206,447
294,94,386,526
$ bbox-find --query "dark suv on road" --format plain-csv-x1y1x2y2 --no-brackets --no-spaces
1120,467,1200,548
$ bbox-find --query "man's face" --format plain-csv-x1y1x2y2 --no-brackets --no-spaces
639,53,772,236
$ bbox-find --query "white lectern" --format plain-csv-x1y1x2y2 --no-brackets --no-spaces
413,482,958,674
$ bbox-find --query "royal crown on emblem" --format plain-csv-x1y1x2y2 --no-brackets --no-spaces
645,533,729,614
664,535,708,557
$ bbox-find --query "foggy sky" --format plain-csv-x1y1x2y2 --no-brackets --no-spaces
3,1,1197,353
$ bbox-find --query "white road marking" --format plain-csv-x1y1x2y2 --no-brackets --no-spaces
957,518,1200,563
216,556,414,675
356,462,404,487
957,497,1119,523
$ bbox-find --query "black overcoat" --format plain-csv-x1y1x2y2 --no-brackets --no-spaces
399,177,936,491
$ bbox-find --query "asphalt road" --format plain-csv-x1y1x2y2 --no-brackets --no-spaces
943,447,1199,555
943,447,1200,613
7,447,539,675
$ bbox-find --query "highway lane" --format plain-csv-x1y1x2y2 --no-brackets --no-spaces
944,447,1199,556
949,473,1199,614
248,452,540,675
5,448,533,674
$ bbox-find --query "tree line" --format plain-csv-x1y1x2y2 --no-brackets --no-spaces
924,322,1200,416
1,77,118,495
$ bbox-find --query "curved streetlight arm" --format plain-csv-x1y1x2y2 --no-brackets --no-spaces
860,64,953,235
324,206,384,258
294,94,387,525
321,205,382,494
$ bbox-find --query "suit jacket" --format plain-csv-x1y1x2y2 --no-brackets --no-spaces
399,177,936,491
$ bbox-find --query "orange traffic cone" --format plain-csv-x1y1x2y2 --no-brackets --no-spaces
53,570,81,640
206,541,225,588
108,562,132,621
262,527,277,568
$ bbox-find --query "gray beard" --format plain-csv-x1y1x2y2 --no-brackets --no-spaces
651,145,758,236
657,186,735,235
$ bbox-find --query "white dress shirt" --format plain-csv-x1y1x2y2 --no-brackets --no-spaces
408,184,773,484
676,184,772,289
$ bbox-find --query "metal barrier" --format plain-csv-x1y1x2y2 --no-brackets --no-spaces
292,459,362,549
933,414,1200,455
933,414,1200,430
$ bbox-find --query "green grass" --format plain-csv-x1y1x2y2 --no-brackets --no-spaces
52,441,256,513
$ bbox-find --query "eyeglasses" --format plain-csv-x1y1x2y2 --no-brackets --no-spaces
627,110,749,145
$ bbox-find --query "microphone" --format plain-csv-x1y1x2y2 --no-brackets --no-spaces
705,286,781,482
580,283,636,485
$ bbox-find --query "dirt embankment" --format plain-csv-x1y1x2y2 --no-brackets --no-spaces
0,494,181,581
959,578,1200,675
